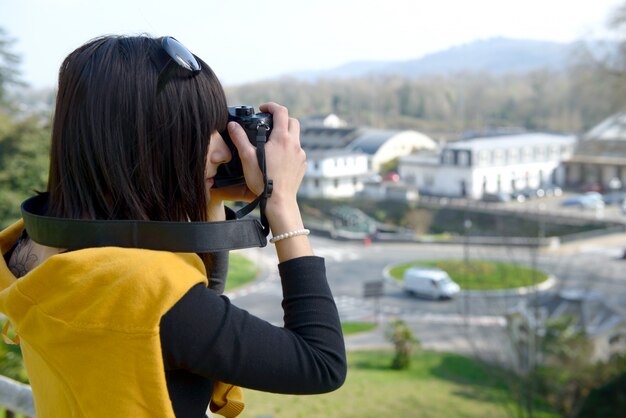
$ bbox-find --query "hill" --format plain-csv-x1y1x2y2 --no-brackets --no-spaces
287,37,576,81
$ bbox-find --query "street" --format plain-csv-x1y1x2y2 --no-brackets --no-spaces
228,232,626,364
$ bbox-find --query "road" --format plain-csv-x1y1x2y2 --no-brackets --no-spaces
228,231,626,364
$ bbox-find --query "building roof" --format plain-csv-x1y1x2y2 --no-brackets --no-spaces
305,149,367,159
300,127,362,150
299,113,347,128
348,130,403,154
348,129,436,155
526,289,625,337
570,112,626,161
445,132,576,152
399,151,441,165
583,112,626,141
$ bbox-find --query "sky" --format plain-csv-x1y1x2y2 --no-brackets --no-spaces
1,0,623,89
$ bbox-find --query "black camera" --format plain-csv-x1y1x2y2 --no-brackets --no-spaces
214,105,273,188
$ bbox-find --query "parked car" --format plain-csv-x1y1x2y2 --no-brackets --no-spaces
403,267,461,299
602,191,626,206
383,172,400,182
511,187,543,202
560,192,605,209
539,184,563,197
510,190,528,202
481,192,511,202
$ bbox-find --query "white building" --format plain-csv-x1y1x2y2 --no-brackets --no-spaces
298,150,373,199
398,133,576,199
348,129,437,172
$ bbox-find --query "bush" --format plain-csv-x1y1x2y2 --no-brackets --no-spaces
386,319,419,370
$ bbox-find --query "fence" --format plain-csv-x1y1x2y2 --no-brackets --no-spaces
0,375,34,417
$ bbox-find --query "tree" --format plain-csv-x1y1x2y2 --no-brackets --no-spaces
530,316,596,418
386,319,419,370
0,116,51,227
0,27,22,107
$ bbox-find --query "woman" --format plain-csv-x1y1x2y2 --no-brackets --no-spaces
0,35,346,417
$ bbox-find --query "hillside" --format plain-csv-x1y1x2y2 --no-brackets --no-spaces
287,37,576,81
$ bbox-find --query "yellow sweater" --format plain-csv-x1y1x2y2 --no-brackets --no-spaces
0,220,243,417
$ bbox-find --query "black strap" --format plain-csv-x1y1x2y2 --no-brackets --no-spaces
21,194,267,252
234,124,272,236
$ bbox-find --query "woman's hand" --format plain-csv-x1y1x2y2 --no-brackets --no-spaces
227,102,312,261
226,102,306,207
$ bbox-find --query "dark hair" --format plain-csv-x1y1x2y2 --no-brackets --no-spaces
48,35,228,223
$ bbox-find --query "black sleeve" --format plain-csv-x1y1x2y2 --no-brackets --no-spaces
202,206,235,295
160,256,347,394
206,251,229,294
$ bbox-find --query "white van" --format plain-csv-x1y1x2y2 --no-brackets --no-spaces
403,267,461,299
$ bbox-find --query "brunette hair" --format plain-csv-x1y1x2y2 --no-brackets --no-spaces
47,35,228,223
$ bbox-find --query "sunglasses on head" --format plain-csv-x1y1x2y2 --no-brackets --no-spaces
157,36,201,92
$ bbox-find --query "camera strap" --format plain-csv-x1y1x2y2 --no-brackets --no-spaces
20,193,269,252
233,123,272,236
20,126,275,253
20,193,267,252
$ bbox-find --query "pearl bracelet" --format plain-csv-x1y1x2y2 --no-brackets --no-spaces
269,228,311,244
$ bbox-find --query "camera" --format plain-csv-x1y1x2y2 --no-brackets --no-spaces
214,105,273,188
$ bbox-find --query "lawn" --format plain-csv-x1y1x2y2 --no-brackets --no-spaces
388,259,548,290
237,350,558,418
225,253,258,291
341,322,377,336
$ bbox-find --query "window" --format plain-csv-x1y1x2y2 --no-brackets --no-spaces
560,145,570,158
508,148,518,164
458,151,469,166
442,150,454,165
549,145,559,159
494,149,505,165
478,151,489,166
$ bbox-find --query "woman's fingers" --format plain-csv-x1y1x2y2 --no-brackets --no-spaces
227,122,264,195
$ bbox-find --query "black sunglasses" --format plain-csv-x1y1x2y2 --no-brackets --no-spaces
157,36,201,92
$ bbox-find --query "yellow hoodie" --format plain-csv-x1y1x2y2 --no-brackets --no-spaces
0,220,243,417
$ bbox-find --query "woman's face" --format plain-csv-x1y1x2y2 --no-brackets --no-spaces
204,131,232,198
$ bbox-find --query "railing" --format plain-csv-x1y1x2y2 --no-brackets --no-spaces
0,375,34,417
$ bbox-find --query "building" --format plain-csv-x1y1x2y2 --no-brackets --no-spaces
298,124,436,199
398,133,576,199
564,112,626,192
301,127,437,171
298,149,373,199
348,129,436,172
506,289,626,373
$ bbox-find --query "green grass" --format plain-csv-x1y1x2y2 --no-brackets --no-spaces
341,322,377,336
0,409,29,418
388,259,548,290
239,350,559,418
225,253,258,291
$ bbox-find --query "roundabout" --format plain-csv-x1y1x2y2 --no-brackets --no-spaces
384,259,557,296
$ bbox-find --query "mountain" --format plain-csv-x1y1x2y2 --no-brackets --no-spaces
286,37,577,81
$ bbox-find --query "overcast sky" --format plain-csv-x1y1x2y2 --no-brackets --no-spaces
1,0,623,89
